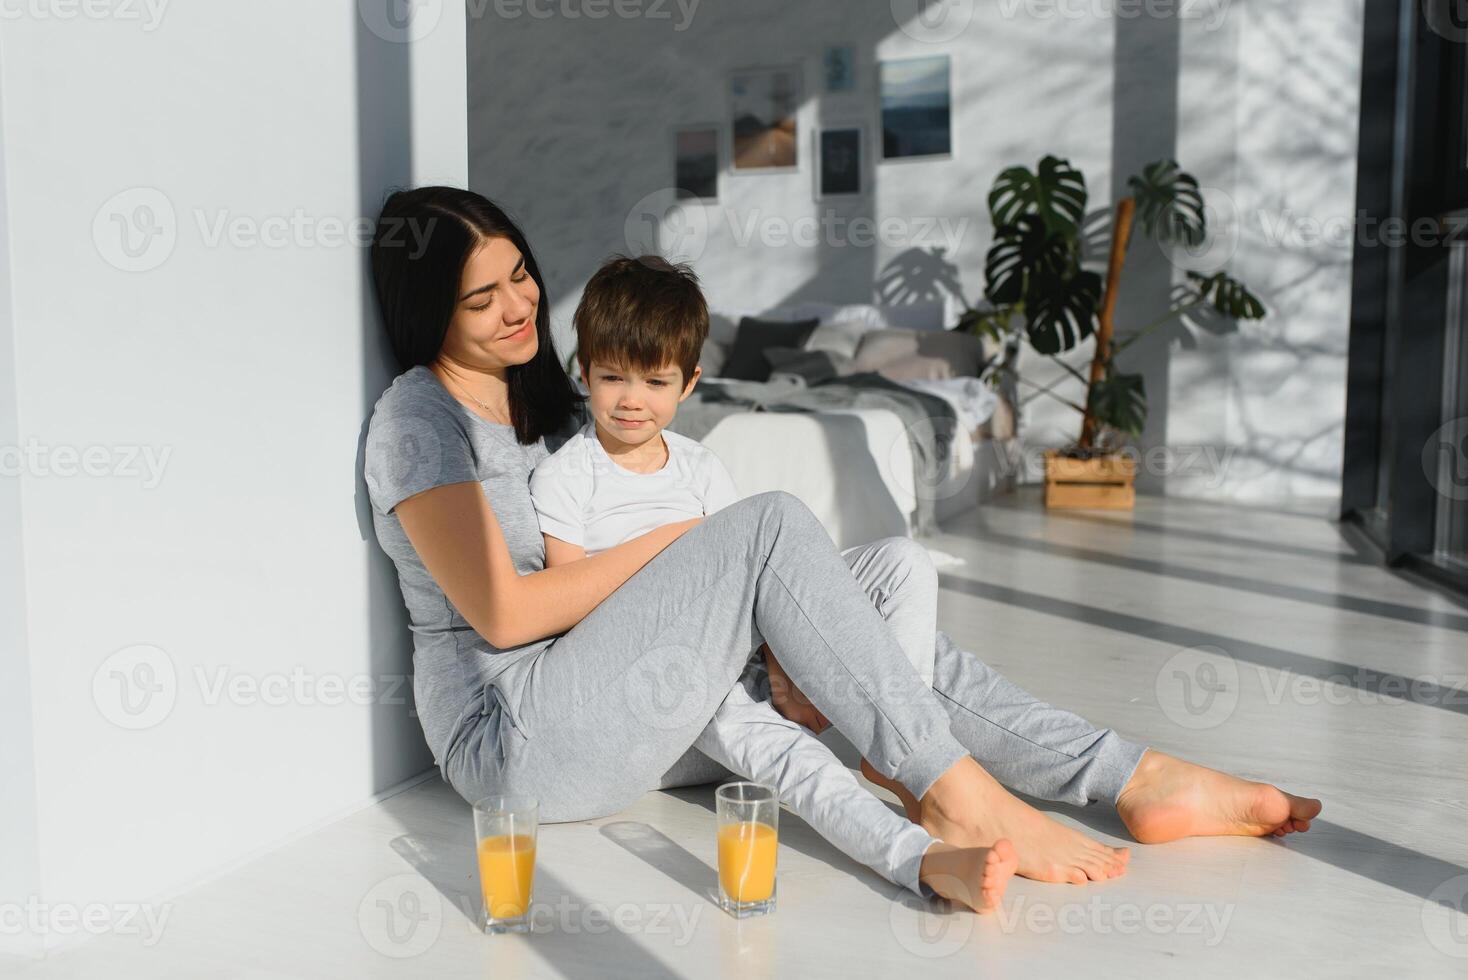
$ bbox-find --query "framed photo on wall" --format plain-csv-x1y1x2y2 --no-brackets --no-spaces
729,65,802,171
823,46,855,93
816,126,862,199
879,55,952,161
673,125,719,202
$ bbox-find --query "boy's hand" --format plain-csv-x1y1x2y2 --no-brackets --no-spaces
761,643,830,735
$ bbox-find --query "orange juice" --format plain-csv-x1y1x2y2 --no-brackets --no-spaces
478,833,536,919
717,821,777,903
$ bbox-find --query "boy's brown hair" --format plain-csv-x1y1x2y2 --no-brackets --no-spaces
573,255,708,387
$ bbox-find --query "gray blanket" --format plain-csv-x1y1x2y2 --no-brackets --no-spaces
665,372,959,536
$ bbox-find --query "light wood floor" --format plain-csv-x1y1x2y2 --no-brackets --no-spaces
9,492,1468,978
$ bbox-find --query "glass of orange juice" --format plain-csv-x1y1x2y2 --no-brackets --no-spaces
715,781,778,918
472,794,538,934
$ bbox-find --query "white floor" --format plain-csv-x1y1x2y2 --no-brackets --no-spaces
8,493,1468,978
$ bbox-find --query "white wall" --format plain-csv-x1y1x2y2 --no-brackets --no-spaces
466,0,1360,505
0,0,465,951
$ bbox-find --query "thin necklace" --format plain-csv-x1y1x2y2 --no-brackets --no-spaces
442,370,511,425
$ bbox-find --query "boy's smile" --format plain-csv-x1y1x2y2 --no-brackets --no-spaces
582,358,702,471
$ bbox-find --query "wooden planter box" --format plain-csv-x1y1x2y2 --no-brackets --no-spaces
1043,450,1136,510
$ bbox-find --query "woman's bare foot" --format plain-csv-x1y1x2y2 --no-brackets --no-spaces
860,758,923,822
918,839,1017,913
918,757,1129,884
1114,749,1323,844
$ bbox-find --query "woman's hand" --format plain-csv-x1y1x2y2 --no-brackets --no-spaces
761,643,830,735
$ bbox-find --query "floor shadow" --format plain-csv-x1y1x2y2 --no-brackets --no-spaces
971,523,1468,632
938,575,1468,715
1035,509,1374,566
653,787,907,904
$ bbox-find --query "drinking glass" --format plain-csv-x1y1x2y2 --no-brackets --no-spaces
714,782,778,918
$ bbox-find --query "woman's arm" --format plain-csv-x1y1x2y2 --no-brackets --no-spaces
396,481,700,649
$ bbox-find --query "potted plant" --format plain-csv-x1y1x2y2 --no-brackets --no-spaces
959,156,1267,508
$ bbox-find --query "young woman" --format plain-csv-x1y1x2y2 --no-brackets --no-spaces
362,186,1321,895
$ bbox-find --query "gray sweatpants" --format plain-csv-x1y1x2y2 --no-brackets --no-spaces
693,537,941,896
445,492,1145,844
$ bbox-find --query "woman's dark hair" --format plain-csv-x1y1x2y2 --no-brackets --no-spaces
369,186,586,445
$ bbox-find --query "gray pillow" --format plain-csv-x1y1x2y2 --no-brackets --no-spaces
698,337,728,377
763,347,853,385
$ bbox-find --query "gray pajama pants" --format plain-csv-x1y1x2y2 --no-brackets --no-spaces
444,491,1146,873
692,537,942,896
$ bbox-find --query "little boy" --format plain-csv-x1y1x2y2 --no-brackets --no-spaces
527,256,1014,910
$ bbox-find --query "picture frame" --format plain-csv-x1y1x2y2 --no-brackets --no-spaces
729,65,803,172
879,54,953,161
672,125,720,202
823,45,855,93
816,126,863,200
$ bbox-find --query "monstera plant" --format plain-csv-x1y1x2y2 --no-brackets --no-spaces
961,155,1266,453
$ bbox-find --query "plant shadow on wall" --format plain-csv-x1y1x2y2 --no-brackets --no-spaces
957,155,1268,473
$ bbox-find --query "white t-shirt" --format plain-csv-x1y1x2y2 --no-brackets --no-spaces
528,420,742,556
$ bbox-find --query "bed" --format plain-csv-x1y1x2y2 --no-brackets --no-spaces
668,302,1020,550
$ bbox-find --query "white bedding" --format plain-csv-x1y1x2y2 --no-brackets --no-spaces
697,395,1012,549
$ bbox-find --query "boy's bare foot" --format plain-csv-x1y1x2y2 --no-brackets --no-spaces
918,839,1017,913
919,757,1129,884
1114,749,1322,843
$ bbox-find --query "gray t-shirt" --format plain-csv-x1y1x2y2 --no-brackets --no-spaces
363,365,581,765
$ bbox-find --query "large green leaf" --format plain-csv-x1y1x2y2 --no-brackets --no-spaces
1187,271,1265,319
1088,371,1147,437
1128,160,1206,247
984,215,1071,305
1025,269,1101,355
988,156,1088,238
